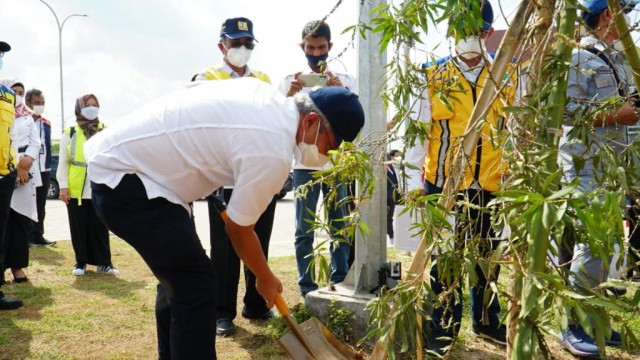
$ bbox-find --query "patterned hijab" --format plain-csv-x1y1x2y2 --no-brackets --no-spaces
75,94,100,138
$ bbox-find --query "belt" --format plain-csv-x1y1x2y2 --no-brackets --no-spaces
18,146,27,153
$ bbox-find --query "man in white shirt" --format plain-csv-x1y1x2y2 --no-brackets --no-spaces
85,78,364,359
279,20,358,297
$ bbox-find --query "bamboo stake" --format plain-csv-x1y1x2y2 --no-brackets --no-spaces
608,0,640,89
369,1,533,358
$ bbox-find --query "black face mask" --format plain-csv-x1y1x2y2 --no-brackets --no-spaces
306,53,329,68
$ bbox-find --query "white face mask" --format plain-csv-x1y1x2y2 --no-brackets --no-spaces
297,123,329,167
455,36,485,60
15,95,23,105
31,105,45,115
81,106,99,120
225,45,252,68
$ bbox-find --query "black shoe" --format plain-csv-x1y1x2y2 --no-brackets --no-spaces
472,324,507,346
605,286,627,297
216,319,236,336
606,329,623,347
241,308,277,320
30,238,56,246
0,291,23,310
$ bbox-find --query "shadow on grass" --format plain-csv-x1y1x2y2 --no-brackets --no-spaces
0,284,54,359
234,324,288,359
0,315,34,360
28,245,65,266
71,274,147,299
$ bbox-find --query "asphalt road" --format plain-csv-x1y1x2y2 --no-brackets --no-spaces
42,192,326,258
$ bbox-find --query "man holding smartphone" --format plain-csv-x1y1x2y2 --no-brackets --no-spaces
278,20,358,298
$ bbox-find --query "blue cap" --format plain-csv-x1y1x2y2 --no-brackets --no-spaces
580,0,638,18
481,1,494,31
308,87,365,143
220,17,255,40
0,41,10,52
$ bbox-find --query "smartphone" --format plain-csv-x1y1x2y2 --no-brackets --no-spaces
298,73,328,87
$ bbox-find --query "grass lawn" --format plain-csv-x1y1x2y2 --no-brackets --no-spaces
1,239,639,359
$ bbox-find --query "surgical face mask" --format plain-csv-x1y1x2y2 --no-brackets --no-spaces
0,58,3,70
31,105,45,115
81,106,99,120
225,45,252,68
15,95,23,105
297,123,330,167
306,53,329,68
455,36,485,60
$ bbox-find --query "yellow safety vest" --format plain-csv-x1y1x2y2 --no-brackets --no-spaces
0,85,17,176
64,123,104,200
424,60,516,192
197,67,271,84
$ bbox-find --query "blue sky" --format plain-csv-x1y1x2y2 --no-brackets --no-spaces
2,0,522,138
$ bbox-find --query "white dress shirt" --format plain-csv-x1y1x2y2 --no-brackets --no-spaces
11,114,42,220
85,78,297,226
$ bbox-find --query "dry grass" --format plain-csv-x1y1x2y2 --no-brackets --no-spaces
1,240,639,359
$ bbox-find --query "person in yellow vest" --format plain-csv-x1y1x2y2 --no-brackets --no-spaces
191,17,276,337
0,40,23,310
57,94,119,277
404,0,517,355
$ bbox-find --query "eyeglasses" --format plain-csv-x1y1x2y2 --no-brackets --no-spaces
225,40,255,50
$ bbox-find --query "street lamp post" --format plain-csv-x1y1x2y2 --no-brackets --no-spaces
39,0,87,133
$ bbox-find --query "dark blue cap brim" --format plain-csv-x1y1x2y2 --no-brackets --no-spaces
0,41,10,52
223,33,255,40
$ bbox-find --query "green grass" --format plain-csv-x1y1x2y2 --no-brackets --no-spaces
1,240,640,359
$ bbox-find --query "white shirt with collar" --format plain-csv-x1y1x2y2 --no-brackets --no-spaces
11,114,42,220
85,78,297,226
278,64,357,171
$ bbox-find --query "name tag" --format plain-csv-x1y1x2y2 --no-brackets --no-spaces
595,75,615,88
596,68,613,74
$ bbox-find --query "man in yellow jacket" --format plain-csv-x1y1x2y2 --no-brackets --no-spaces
404,0,516,354
191,17,277,337
0,40,22,310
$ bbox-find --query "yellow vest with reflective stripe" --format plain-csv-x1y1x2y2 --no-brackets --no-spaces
64,123,104,198
0,85,17,176
198,67,271,83
424,60,516,192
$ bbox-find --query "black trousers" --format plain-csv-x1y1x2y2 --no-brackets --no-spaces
30,171,50,242
387,203,395,238
627,203,640,276
92,174,217,360
208,188,276,320
66,198,112,266
0,173,16,287
4,209,31,270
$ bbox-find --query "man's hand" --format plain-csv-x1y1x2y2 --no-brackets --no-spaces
256,272,283,308
286,72,304,97
16,156,33,185
325,71,343,87
224,216,283,308
59,188,70,205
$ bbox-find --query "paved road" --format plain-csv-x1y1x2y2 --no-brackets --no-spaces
43,192,330,258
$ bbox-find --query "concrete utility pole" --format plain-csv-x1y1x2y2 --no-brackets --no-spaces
342,0,388,293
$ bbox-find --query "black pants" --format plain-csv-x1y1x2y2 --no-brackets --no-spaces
92,174,217,360
425,182,501,339
0,173,16,287
4,209,31,270
627,202,640,276
387,203,395,238
30,171,50,242
208,188,276,320
67,198,112,266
